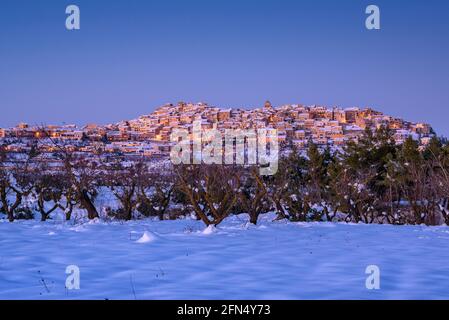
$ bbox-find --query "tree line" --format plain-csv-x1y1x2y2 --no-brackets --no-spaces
1,127,449,226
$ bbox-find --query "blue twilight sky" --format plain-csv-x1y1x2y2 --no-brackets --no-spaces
1,0,449,135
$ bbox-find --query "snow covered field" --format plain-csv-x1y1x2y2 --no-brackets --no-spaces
0,213,449,300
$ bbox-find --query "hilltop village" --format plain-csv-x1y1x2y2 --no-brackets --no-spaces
0,101,433,158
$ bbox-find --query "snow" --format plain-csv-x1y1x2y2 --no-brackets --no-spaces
135,231,158,244
201,225,217,235
0,213,449,299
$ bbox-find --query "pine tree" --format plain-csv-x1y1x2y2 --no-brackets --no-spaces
305,141,329,220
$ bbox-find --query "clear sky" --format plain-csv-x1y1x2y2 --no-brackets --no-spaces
1,0,449,135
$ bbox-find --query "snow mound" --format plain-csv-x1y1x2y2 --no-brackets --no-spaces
88,218,101,224
136,231,157,243
202,225,218,235
69,225,87,232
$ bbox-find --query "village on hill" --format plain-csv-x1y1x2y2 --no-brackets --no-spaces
0,101,434,158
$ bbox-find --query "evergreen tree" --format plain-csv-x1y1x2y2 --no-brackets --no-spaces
305,141,330,220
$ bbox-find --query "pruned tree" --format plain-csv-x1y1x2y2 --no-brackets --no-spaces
33,164,64,221
397,137,439,225
329,161,379,223
175,164,240,226
420,137,449,225
237,166,269,224
0,145,36,221
137,163,176,220
41,128,100,220
265,148,309,222
58,177,79,221
329,127,399,224
103,160,140,220
64,155,100,220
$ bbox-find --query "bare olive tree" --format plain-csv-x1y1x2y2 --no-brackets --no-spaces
137,163,175,220
237,166,269,225
40,128,100,220
0,146,36,222
64,155,100,220
58,177,79,221
175,164,240,226
265,152,309,222
103,160,141,220
33,163,65,221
